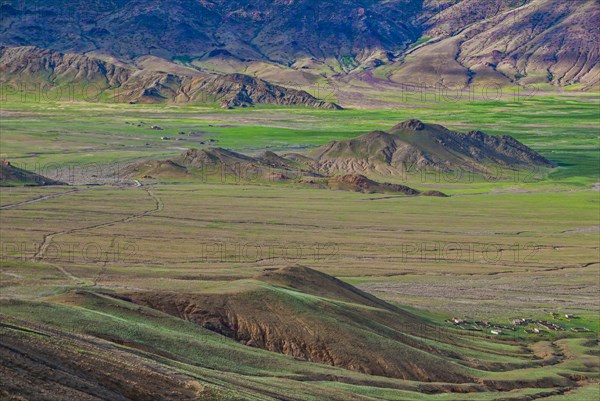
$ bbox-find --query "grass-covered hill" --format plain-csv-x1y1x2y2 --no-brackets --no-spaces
2,266,598,400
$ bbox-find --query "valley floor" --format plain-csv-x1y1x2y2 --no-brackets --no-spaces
1,95,599,399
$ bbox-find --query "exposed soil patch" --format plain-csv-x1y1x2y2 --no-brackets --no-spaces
116,266,491,383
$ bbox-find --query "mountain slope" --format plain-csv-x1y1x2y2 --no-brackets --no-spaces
383,0,600,88
0,0,421,66
0,46,341,108
0,319,213,401
121,266,475,382
1,0,597,88
311,119,555,176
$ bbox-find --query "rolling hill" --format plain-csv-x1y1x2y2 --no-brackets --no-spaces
3,265,595,400
0,159,65,186
117,266,475,381
122,147,448,195
311,119,556,176
121,118,553,189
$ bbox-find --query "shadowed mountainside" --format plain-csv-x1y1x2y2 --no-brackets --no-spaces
1,0,598,88
0,0,421,67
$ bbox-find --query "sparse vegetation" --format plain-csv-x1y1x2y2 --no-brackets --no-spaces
1,91,598,397
408,35,432,50
1,0,599,397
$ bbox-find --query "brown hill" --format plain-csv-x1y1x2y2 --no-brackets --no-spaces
178,74,342,109
123,148,308,182
123,119,548,188
257,265,394,310
120,266,474,382
121,159,189,179
0,159,65,186
0,46,341,109
122,148,438,195
327,174,445,196
311,120,555,176
175,147,258,169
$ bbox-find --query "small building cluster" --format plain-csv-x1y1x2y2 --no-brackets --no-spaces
447,318,516,334
512,318,533,326
447,313,587,335
537,320,564,331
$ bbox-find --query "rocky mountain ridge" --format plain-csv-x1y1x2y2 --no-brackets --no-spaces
1,0,598,89
0,46,341,108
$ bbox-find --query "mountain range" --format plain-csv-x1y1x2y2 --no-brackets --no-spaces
0,0,600,96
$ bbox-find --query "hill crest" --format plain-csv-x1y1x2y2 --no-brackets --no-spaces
312,120,556,176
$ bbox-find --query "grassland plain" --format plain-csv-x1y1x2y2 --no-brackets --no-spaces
0,92,599,399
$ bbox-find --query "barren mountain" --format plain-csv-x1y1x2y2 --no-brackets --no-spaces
0,46,341,108
311,119,555,176
0,0,421,66
123,121,552,187
383,0,600,88
1,0,597,88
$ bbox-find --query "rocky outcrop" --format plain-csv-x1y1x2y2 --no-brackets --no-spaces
0,46,132,86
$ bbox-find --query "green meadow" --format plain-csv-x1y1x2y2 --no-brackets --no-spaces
1,92,598,186
1,92,598,399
